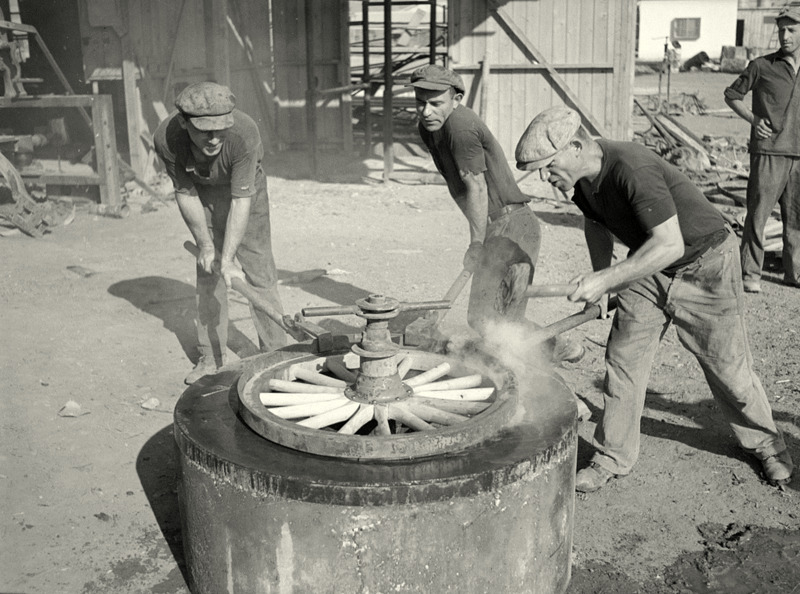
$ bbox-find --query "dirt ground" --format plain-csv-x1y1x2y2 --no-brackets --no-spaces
2,71,799,594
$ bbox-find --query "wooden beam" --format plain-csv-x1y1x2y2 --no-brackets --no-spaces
487,2,607,137
383,0,394,181
305,0,318,177
122,59,147,178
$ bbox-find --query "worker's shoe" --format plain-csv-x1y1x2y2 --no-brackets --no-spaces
575,462,617,493
760,450,794,485
184,356,222,385
782,277,800,288
742,279,762,293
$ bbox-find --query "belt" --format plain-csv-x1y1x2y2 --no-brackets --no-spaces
488,201,529,223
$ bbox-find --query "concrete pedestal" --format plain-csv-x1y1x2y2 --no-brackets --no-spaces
174,347,577,593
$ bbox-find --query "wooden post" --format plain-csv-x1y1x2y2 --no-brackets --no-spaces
479,54,490,119
340,0,353,154
91,95,122,208
207,0,230,86
429,0,437,64
362,0,372,155
383,0,393,182
122,59,146,178
305,0,318,178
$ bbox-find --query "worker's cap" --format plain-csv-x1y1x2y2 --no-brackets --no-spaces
407,64,466,94
175,82,236,131
777,5,800,22
515,106,582,171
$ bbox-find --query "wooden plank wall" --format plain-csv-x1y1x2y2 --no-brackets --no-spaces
738,9,780,51
80,0,351,155
449,0,636,156
271,0,352,150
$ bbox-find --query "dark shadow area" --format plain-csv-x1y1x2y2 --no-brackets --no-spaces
576,383,798,492
136,424,188,588
108,276,257,362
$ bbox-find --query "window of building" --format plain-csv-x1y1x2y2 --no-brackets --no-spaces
671,18,701,41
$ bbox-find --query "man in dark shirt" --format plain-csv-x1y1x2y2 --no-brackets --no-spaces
516,106,792,491
410,65,582,362
724,6,800,292
154,82,286,383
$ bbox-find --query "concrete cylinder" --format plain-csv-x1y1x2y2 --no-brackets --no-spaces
174,346,577,593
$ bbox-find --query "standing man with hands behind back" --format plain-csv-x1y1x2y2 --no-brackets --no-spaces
724,6,800,293
154,82,286,384
516,106,792,492
409,65,583,363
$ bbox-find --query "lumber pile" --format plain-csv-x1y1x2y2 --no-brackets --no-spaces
633,98,783,253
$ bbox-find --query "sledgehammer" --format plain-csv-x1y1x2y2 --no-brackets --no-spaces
404,268,472,348
526,297,617,346
183,241,307,342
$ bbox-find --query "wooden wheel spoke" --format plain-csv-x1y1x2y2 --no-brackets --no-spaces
389,404,434,431
404,362,451,387
297,401,360,429
291,366,348,388
269,379,344,394
373,404,392,435
412,387,495,401
260,392,344,406
412,374,483,393
412,397,491,415
396,354,414,379
405,401,469,425
338,404,375,435
324,357,358,383
269,396,348,419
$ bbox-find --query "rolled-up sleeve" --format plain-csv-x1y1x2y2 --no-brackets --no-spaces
724,61,758,101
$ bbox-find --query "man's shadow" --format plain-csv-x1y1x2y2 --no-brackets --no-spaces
577,383,798,492
108,276,258,361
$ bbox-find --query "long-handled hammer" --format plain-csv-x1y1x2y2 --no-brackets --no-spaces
183,241,309,342
404,268,472,348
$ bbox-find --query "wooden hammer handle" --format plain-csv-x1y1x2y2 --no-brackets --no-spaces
523,283,578,298
183,240,295,336
528,297,618,345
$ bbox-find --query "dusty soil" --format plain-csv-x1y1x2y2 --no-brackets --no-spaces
2,71,798,594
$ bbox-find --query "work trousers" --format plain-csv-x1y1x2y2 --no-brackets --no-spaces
196,179,286,365
592,230,786,475
468,207,541,334
741,153,800,285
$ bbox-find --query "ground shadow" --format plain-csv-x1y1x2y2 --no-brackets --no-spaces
136,424,188,587
276,273,422,333
577,383,798,492
108,276,257,361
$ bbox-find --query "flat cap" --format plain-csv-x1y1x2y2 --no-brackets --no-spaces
175,82,236,131
408,64,465,94
777,5,800,22
515,106,582,170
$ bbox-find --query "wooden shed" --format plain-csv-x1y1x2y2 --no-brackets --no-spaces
7,0,637,182
448,0,637,156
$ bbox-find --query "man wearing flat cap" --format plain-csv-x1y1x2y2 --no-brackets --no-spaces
154,81,286,383
725,6,800,293
516,106,792,490
409,65,582,361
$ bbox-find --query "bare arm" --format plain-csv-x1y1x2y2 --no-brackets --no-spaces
176,190,215,273
569,215,684,304
219,196,251,287
452,170,488,244
725,95,773,139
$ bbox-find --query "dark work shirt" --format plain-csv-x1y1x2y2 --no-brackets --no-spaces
572,140,727,273
724,51,800,155
419,105,528,215
154,109,264,200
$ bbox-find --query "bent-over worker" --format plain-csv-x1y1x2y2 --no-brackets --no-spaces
409,64,582,363
154,82,286,384
724,5,800,293
516,106,793,491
